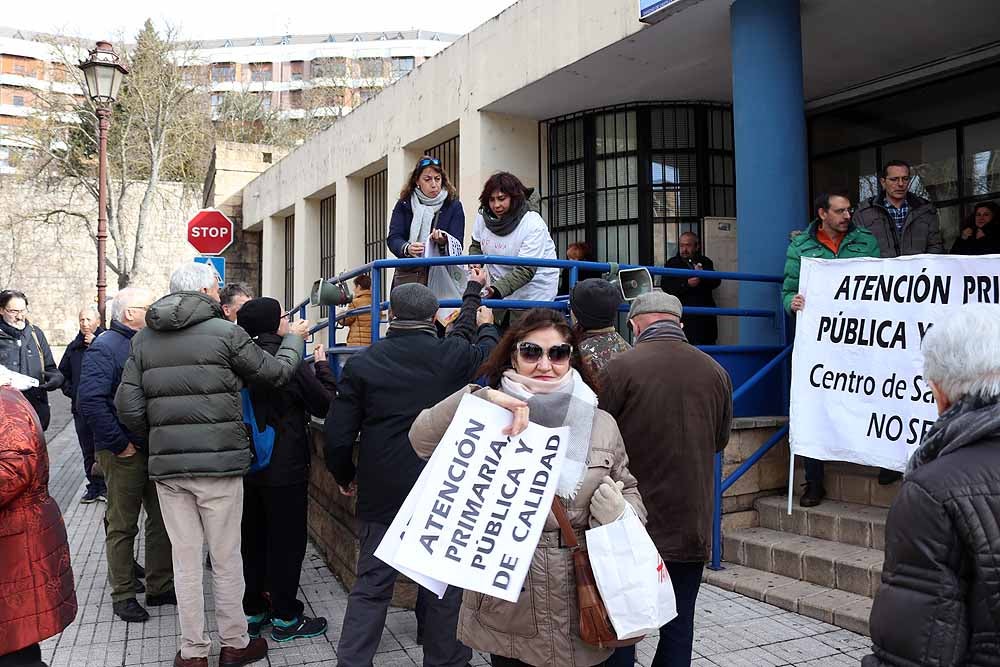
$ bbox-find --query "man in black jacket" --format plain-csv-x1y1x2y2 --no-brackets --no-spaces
237,298,337,643
0,289,63,429
661,232,721,345
326,273,498,667
864,306,1000,666
58,304,106,503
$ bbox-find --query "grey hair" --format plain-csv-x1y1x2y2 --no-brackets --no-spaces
110,288,151,322
169,262,219,293
78,303,99,316
219,282,254,306
922,306,1000,402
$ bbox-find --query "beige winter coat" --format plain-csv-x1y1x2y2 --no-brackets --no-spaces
409,385,646,667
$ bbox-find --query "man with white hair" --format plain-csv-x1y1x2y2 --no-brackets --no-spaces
78,287,173,624
58,303,106,503
115,262,310,667
864,306,1000,666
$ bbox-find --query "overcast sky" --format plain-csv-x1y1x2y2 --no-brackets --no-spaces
2,0,516,41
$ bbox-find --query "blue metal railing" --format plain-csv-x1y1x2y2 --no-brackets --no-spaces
293,255,792,565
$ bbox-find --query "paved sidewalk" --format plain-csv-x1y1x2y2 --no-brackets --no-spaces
40,393,871,666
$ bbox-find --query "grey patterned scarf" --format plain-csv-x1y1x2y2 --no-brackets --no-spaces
635,319,687,345
907,394,1000,475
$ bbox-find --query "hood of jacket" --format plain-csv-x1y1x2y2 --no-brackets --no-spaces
145,291,224,332
792,219,869,250
908,395,1000,473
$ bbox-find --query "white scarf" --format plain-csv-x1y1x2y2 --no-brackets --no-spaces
408,189,448,245
500,368,597,499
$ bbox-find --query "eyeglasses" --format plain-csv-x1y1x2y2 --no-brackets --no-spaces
417,157,441,168
516,342,573,364
829,207,855,215
3,307,27,316
884,176,911,184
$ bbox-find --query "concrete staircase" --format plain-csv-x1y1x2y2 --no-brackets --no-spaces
704,462,900,636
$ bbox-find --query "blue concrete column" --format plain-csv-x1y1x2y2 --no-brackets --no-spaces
730,0,808,344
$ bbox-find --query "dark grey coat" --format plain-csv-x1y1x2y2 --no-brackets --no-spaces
863,397,1000,666
851,192,944,257
114,291,303,481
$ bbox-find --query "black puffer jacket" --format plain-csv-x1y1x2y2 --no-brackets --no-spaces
864,396,1000,667
0,320,63,430
114,292,303,480
244,333,336,487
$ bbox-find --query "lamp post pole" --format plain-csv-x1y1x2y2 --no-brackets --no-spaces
96,105,110,328
79,40,128,329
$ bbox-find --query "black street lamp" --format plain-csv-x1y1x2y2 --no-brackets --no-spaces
79,41,128,327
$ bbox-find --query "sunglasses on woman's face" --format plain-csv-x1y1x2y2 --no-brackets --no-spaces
516,342,573,364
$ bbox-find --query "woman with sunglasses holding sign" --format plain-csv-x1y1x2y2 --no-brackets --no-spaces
409,308,645,667
469,172,559,327
387,156,465,289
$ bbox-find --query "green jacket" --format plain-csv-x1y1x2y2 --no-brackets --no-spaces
782,221,881,313
114,292,303,480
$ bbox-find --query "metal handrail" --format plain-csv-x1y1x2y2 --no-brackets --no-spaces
293,254,792,570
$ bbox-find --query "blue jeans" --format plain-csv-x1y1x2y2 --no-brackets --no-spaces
605,561,705,667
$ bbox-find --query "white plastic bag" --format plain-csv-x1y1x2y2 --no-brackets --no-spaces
585,506,677,639
425,230,473,327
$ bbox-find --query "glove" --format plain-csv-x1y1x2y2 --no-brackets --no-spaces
589,476,626,525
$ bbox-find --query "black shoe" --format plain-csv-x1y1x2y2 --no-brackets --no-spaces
134,561,146,579
113,598,150,623
97,493,108,503
878,469,902,485
80,489,99,504
799,482,826,508
146,590,177,606
134,579,145,594
271,615,328,642
247,612,271,639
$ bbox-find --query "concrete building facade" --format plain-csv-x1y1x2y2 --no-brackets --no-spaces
0,27,457,171
237,0,1000,343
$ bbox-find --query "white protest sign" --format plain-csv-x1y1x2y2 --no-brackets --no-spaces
790,254,1000,471
393,394,567,603
375,447,450,598
425,230,471,327
0,367,40,391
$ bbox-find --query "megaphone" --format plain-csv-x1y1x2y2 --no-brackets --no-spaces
605,263,653,302
310,279,353,307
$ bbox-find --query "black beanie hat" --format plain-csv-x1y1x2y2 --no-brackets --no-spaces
237,297,283,337
570,279,623,331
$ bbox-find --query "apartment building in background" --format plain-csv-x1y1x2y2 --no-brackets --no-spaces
0,26,457,171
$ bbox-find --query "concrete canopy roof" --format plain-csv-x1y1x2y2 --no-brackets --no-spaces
482,0,1000,120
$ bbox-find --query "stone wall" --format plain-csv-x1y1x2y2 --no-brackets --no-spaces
0,176,201,345
721,418,790,531
306,423,417,608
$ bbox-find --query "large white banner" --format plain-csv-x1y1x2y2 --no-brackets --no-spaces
379,394,567,603
790,254,1000,471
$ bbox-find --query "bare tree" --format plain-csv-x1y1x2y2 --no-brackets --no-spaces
18,20,212,288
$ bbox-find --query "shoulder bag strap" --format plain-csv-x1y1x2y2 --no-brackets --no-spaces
28,326,45,380
550,496,579,549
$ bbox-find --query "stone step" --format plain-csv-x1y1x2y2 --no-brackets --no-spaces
792,461,902,508
703,563,872,636
756,495,889,550
723,526,884,597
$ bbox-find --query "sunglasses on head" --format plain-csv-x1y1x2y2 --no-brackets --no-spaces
417,157,441,168
516,342,573,364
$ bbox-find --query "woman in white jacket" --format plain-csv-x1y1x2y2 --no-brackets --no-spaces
469,172,559,324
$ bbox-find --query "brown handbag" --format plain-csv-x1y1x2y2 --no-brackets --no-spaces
550,496,644,649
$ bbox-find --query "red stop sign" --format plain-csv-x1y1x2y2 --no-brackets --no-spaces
187,209,234,255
